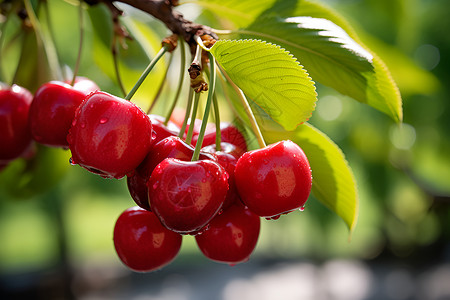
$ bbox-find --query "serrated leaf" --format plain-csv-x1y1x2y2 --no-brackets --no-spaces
241,16,402,122
264,123,359,232
210,39,317,131
191,0,402,121
183,0,277,28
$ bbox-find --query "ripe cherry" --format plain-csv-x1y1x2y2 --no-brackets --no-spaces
148,114,180,144
66,76,100,94
126,136,215,211
29,81,89,147
195,203,260,265
234,140,312,218
148,158,228,234
68,91,153,179
0,84,33,163
202,144,240,209
192,123,247,157
113,206,182,272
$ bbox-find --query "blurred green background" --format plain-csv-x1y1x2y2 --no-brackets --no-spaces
0,0,449,299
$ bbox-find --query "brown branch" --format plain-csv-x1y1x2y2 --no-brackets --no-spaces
95,0,217,54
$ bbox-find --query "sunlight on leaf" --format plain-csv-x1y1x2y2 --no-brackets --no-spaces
210,39,317,131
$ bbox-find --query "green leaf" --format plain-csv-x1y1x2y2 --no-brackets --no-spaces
241,16,402,122
264,123,359,232
183,0,277,28
191,0,403,121
210,39,317,131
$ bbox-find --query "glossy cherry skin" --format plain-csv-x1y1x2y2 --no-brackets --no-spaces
126,136,215,210
29,81,89,147
201,144,240,209
148,158,228,234
195,203,260,265
113,206,182,272
66,76,100,94
0,84,33,163
68,91,153,179
192,123,247,157
148,114,180,144
234,140,312,218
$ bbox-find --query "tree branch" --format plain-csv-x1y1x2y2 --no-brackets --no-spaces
97,0,217,54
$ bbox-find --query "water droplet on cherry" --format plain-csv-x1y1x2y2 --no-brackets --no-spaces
99,117,108,124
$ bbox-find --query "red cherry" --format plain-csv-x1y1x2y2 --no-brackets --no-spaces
201,144,240,209
113,206,182,272
148,158,228,234
29,81,88,147
68,91,153,179
0,84,33,163
66,76,100,94
148,114,180,144
195,203,260,265
192,122,247,157
126,136,216,210
201,142,243,159
234,140,312,218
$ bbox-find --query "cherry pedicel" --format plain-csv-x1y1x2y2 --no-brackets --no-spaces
0,84,33,163
195,203,260,265
68,91,153,179
126,136,215,211
113,206,182,272
29,81,90,147
234,140,312,218
148,158,228,234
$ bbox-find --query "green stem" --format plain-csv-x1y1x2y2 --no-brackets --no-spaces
178,88,194,138
70,0,84,85
0,6,14,81
217,63,266,148
185,91,200,144
11,33,27,85
212,93,221,151
147,53,173,114
24,0,62,80
125,44,169,101
112,37,127,97
164,38,186,125
192,52,216,161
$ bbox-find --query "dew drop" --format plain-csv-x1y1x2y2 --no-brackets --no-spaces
201,178,206,183
69,157,76,165
152,182,159,189
229,263,236,267
99,117,108,124
299,206,305,212
80,122,86,129
263,159,269,165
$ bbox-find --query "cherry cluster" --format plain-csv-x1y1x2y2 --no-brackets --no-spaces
0,77,312,273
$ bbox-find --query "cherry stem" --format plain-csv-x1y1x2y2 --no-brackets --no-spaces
178,87,194,138
0,4,14,82
24,0,62,80
212,93,221,151
125,44,169,101
204,65,221,151
112,37,127,97
70,0,84,86
185,91,200,144
11,33,27,85
164,37,186,125
147,52,173,114
217,63,266,148
192,52,216,161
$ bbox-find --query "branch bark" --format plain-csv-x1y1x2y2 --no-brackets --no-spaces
97,0,217,53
